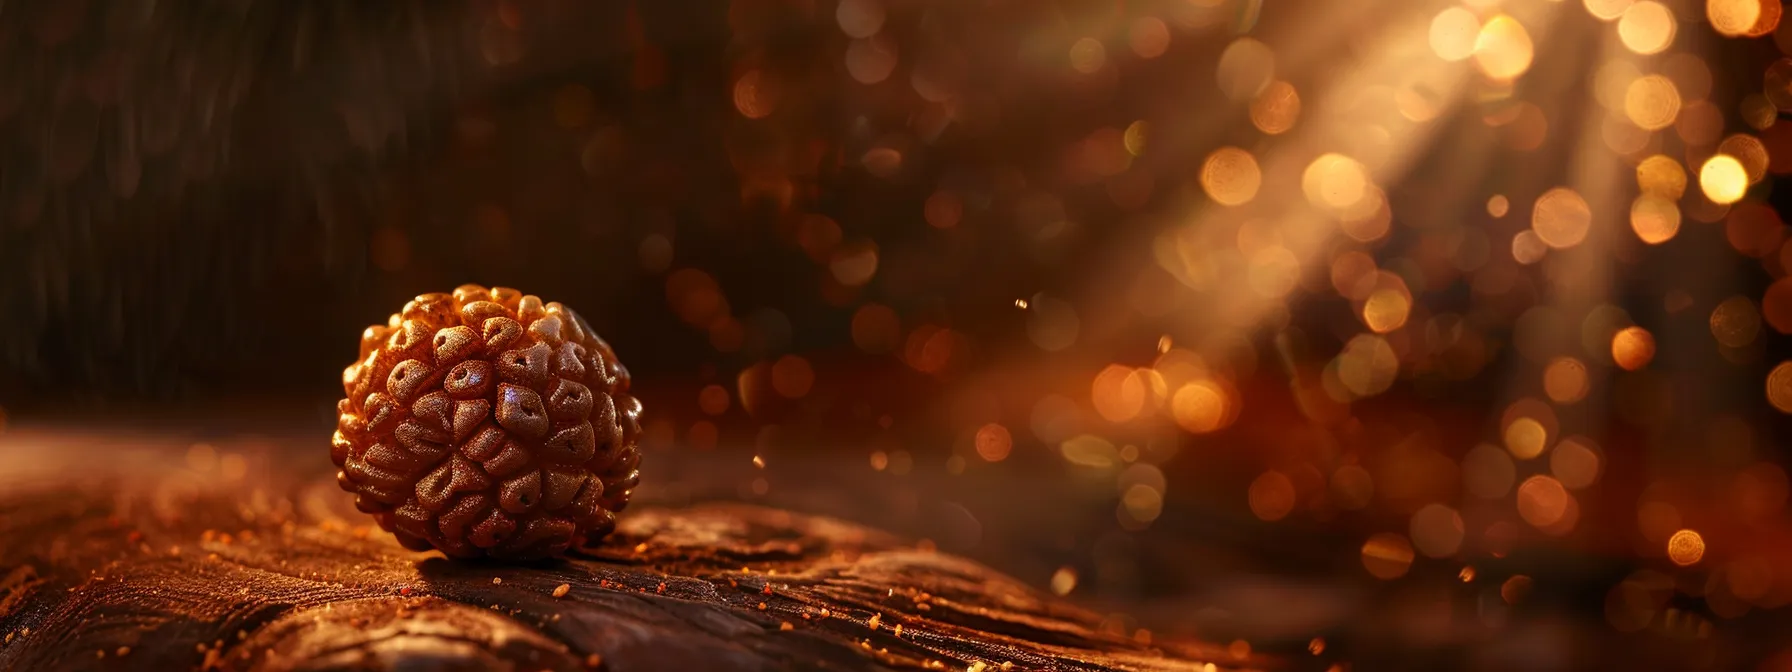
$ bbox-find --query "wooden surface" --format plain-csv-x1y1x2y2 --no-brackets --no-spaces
0,423,1256,671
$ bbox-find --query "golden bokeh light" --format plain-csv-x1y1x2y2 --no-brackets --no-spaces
1430,8,1482,62
1667,529,1705,566
1629,194,1681,244
1069,37,1106,74
1410,504,1465,558
1543,357,1590,404
1487,194,1510,217
1092,364,1148,423
1362,283,1413,334
1504,417,1549,460
771,355,815,399
974,423,1012,462
1517,475,1571,528
1612,326,1656,371
1551,437,1603,490
1585,0,1635,22
1700,155,1749,205
1302,153,1370,212
1361,533,1416,580
1767,361,1792,413
1171,379,1234,434
1336,334,1399,398
1636,155,1687,199
1711,296,1762,348
1464,443,1518,499
1617,1,1676,55
1216,38,1275,102
1474,15,1535,81
1717,134,1769,184
1623,75,1681,131
1201,147,1262,206
1709,0,1764,37
1250,80,1301,135
1532,188,1593,249
1249,470,1297,522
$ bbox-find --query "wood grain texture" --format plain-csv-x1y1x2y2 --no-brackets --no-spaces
0,427,1254,671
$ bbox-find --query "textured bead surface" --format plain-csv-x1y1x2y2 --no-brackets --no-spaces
333,285,642,559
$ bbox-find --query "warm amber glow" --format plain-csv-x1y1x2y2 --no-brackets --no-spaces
1717,134,1769,184
1667,529,1705,566
1410,504,1465,558
1303,154,1370,212
1585,0,1635,21
1711,296,1762,348
1551,437,1602,489
1201,147,1262,206
1171,380,1233,433
1216,38,1275,102
1700,155,1749,205
1487,195,1510,217
1532,188,1592,249
1362,286,1413,334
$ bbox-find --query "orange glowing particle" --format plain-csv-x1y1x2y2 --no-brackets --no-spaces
829,241,880,287
771,356,815,399
1362,286,1412,334
1360,533,1416,580
1302,153,1369,212
1531,188,1592,249
1700,155,1749,205
1474,15,1534,81
1709,0,1764,36
733,70,778,119
1629,194,1681,244
845,35,899,85
1171,380,1233,434
1667,529,1705,566
698,385,731,416
1543,357,1590,404
1501,576,1534,605
1200,147,1262,206
974,423,1013,462
1768,362,1792,413
1611,327,1656,371
1460,566,1477,582
1249,81,1301,135
1129,17,1171,59
1248,471,1297,522
1517,475,1570,528
835,0,886,38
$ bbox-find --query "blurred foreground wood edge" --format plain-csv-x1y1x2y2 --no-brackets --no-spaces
0,438,1259,672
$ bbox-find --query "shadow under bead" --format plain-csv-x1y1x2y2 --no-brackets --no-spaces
333,285,642,560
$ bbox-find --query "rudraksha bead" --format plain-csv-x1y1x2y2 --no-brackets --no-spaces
332,286,642,559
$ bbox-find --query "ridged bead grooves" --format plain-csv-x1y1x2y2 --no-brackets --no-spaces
332,285,642,559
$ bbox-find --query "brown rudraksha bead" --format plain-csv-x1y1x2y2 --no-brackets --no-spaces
331,285,642,559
